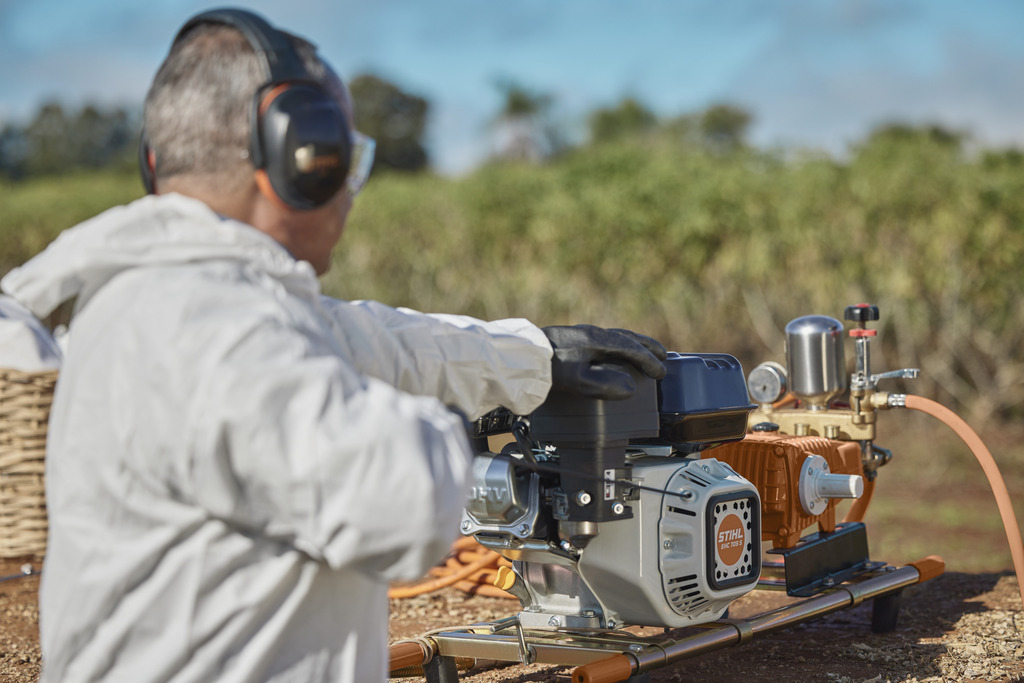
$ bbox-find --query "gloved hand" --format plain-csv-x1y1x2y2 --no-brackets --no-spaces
542,324,668,400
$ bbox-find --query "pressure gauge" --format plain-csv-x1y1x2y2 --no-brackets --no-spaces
747,361,788,404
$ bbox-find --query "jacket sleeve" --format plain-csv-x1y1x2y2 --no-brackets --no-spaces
187,313,475,581
317,297,553,420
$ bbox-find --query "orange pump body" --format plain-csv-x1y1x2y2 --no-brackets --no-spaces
704,433,862,549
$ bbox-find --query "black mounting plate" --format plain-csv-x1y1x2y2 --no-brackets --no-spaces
767,522,881,597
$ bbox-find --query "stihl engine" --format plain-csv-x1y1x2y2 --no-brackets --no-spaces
463,352,765,630
462,341,873,632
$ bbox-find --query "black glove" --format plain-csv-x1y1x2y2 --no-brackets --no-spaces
542,324,668,400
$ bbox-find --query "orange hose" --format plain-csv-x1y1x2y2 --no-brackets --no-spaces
772,392,798,410
451,536,486,551
451,580,519,598
904,394,1024,610
842,475,876,524
388,546,504,599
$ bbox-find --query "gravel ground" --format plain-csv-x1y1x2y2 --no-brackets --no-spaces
386,571,1023,683
2,564,1020,682
0,559,41,682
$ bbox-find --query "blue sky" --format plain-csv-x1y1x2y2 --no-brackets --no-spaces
2,0,1024,174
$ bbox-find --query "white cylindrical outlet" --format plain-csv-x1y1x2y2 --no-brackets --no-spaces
815,472,864,500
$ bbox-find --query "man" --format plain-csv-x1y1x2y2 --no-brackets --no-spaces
1,9,666,683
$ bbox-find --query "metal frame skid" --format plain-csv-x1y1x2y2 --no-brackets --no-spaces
389,557,945,683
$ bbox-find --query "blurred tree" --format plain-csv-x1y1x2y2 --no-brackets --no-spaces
588,97,657,144
981,148,1024,170
491,79,562,162
859,123,965,153
24,101,70,176
0,124,28,179
2,102,138,179
69,105,135,169
349,74,429,172
699,104,751,153
851,123,966,174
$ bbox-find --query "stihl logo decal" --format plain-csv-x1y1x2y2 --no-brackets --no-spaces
718,528,743,543
716,513,745,566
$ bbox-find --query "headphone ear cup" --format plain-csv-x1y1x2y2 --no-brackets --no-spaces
255,84,352,210
139,130,156,194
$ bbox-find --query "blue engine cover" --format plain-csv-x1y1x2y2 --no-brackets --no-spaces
653,352,755,452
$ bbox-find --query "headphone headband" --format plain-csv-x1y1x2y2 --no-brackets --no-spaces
174,8,310,86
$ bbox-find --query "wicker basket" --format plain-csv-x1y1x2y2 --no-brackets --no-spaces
0,368,57,557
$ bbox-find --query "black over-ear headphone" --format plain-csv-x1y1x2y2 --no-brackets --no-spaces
140,7,352,210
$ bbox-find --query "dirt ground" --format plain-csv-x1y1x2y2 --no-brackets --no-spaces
1,560,1021,682
0,558,41,682
1,422,1022,682
386,570,1023,683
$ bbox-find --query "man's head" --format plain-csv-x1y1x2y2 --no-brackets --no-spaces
143,9,371,274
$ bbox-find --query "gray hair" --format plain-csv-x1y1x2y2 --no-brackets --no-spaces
144,23,326,190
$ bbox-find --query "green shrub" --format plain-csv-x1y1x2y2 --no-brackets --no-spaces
4,133,1023,425
0,170,144,273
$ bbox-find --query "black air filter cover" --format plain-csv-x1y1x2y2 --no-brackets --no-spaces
530,362,659,444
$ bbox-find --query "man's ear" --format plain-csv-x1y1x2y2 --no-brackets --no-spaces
146,149,158,193
139,129,158,194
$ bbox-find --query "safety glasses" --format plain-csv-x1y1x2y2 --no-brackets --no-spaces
346,131,376,197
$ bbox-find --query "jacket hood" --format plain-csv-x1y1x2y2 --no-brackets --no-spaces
1,193,319,318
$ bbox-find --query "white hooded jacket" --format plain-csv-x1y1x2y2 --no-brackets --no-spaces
1,193,553,683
